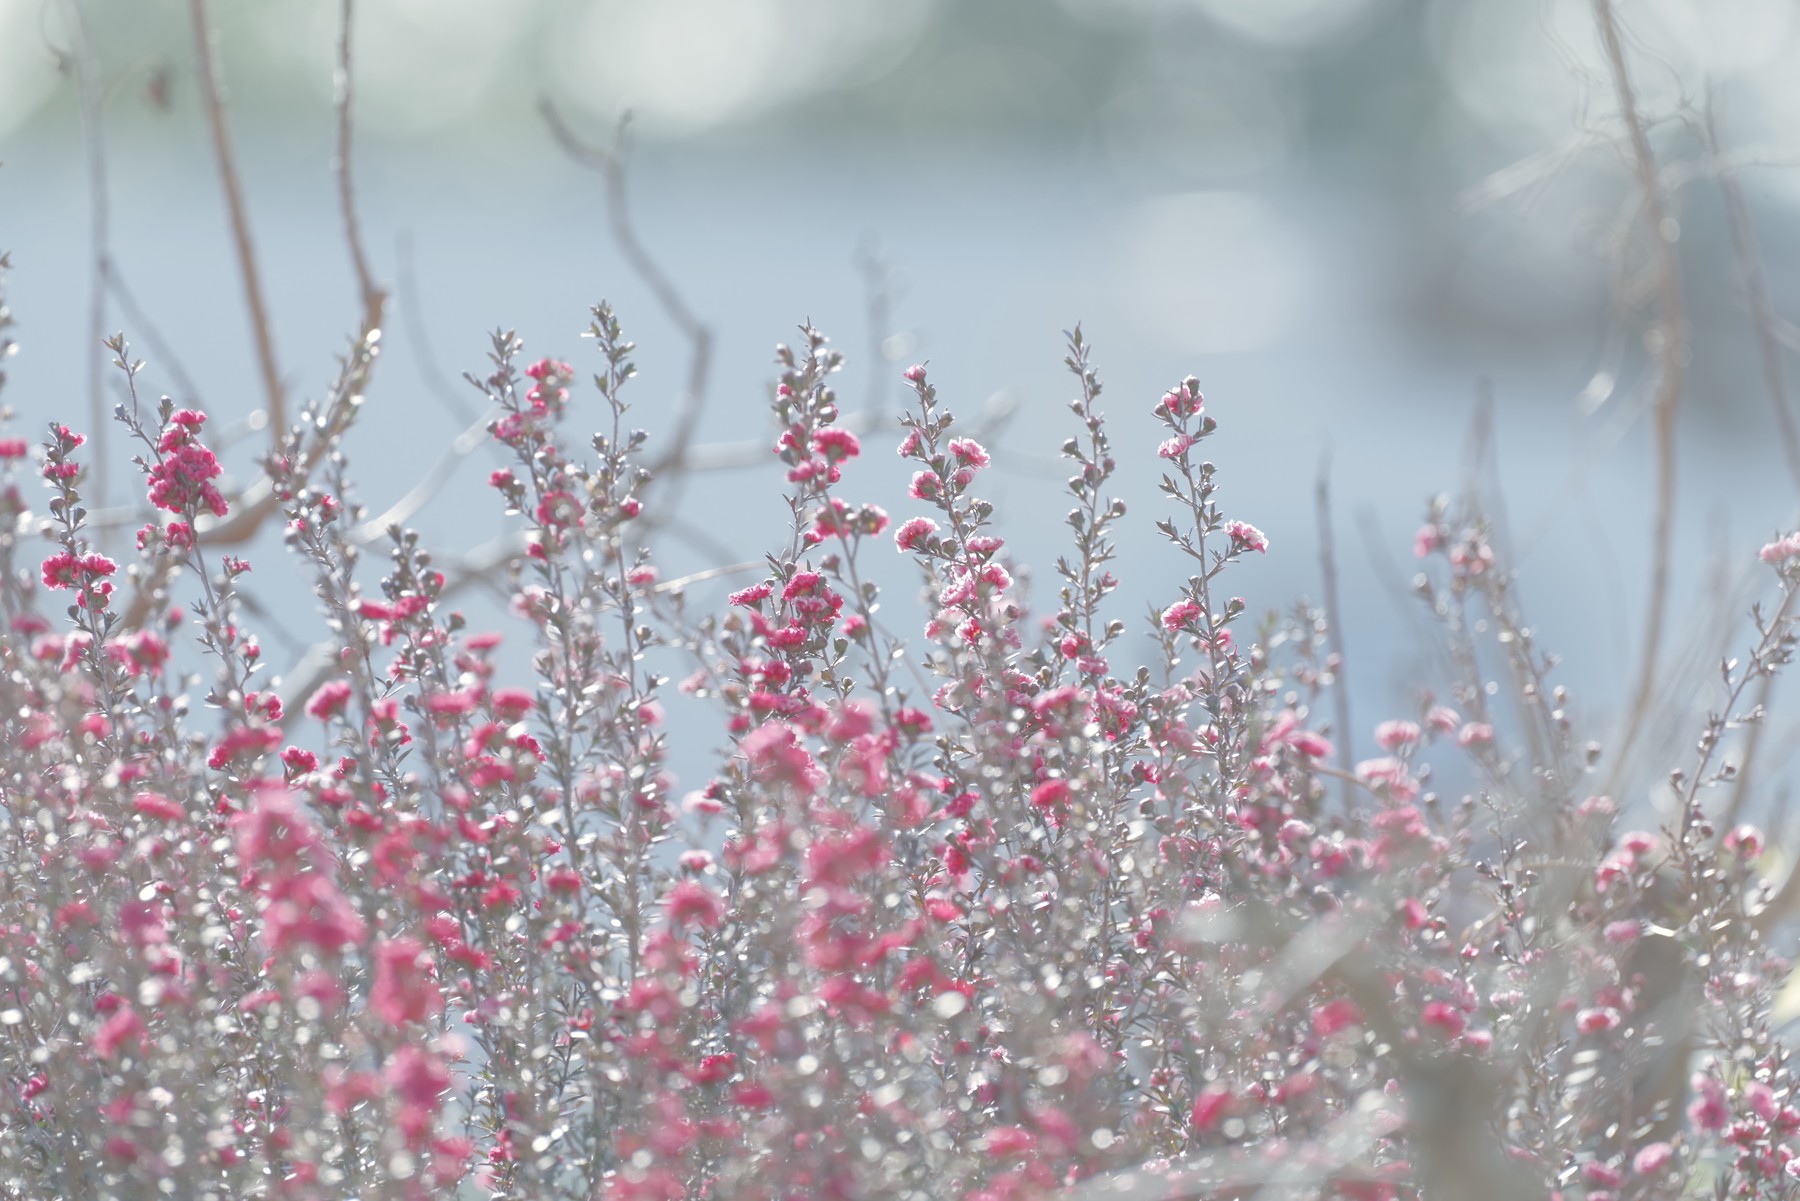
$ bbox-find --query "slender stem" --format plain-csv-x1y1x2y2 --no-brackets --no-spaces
72,0,110,513
1594,0,1686,775
538,103,714,489
335,0,385,329
1706,100,1800,494
1314,451,1355,804
189,0,286,440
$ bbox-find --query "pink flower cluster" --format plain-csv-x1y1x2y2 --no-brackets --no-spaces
40,549,116,609
0,309,1794,1201
148,409,229,517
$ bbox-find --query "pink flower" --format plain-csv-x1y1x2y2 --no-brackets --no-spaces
1724,824,1765,859
107,629,170,677
1224,520,1268,553
1030,779,1071,811
1162,599,1202,631
1420,1000,1465,1038
811,428,860,461
1356,756,1419,802
426,689,480,718
947,438,989,469
824,701,876,742
385,1044,452,1147
1414,524,1444,558
1575,1007,1621,1035
94,1005,145,1060
1687,1074,1729,1132
148,411,229,517
666,881,725,930
41,551,116,593
1399,896,1430,929
1158,434,1195,459
895,516,938,551
1759,532,1800,564
982,1126,1036,1158
132,791,185,821
1311,997,1361,1037
902,364,927,385
733,1082,774,1110
728,582,773,607
740,721,824,794
1289,731,1334,758
1456,722,1493,747
231,786,326,868
781,571,824,601
1374,720,1420,751
534,489,583,529
492,687,534,718
1583,1161,1623,1189
1632,1142,1674,1175
1190,1085,1232,1130
370,937,443,1027
307,679,353,721
324,1067,381,1117
262,872,368,955
805,828,886,887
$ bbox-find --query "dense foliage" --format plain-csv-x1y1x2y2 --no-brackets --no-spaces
1,276,1798,1201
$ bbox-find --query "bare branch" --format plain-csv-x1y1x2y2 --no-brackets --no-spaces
119,322,381,632
1704,98,1800,494
189,0,286,442
350,408,496,543
538,101,714,488
70,0,110,512
1314,449,1355,800
1592,0,1687,777
100,259,208,411
395,233,481,427
334,0,385,333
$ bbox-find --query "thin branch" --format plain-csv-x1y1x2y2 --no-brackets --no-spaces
650,559,765,596
677,407,888,473
538,101,714,488
395,232,480,427
101,260,207,410
189,0,286,442
1658,145,1800,193
350,408,497,543
71,0,110,512
1593,0,1687,776
286,531,762,717
118,322,381,632
1705,98,1800,494
1314,450,1355,803
334,0,384,333
1456,129,1610,217
654,513,755,575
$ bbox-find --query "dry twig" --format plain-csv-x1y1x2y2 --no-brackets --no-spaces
1592,0,1687,782
189,0,286,443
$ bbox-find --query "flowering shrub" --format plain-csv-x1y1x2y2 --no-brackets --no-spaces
2,281,1799,1201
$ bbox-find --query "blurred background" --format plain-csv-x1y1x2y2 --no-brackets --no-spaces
3,0,1800,782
